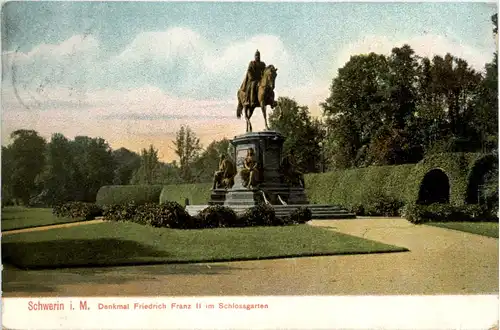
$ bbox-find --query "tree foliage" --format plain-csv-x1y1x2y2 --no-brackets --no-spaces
322,40,497,169
269,96,324,172
173,125,202,182
130,145,162,185
7,130,47,204
191,138,231,182
112,148,142,185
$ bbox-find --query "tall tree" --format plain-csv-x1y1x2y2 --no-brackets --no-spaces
1,146,14,206
270,97,324,172
112,147,142,185
191,138,231,182
71,136,116,202
322,53,390,168
469,13,499,152
37,133,77,205
367,45,423,165
130,145,162,185
173,125,201,182
8,129,46,204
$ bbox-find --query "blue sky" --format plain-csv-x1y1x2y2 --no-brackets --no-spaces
1,1,497,160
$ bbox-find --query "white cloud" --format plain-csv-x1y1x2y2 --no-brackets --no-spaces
334,34,491,73
203,35,291,74
115,27,206,64
2,29,494,160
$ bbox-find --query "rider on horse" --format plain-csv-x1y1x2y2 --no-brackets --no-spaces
242,50,266,106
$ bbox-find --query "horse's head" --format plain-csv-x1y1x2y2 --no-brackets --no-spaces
262,65,278,90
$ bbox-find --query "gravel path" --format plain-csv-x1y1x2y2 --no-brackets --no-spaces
2,219,105,236
2,218,498,296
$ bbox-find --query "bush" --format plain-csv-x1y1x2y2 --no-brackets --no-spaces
96,185,164,206
281,207,312,225
405,203,498,224
102,202,138,222
364,195,405,216
196,205,238,228
53,202,103,220
147,202,191,229
240,204,277,227
305,153,497,214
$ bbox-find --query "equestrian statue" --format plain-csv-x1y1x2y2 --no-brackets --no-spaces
237,50,278,133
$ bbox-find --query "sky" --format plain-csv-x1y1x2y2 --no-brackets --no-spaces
1,1,497,162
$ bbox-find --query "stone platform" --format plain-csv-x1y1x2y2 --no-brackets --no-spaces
187,130,356,220
186,203,355,219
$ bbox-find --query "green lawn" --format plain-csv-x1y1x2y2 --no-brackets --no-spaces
1,207,87,231
2,222,408,269
427,222,499,238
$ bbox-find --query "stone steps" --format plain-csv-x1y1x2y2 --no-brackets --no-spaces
185,204,356,220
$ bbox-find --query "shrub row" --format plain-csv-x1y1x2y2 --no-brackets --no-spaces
404,203,498,224
52,202,103,220
305,164,414,216
95,185,164,206
102,202,312,229
159,183,212,205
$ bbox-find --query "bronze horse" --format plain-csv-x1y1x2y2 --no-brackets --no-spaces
237,65,278,133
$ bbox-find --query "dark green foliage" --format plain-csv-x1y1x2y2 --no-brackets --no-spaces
159,183,212,205
52,202,103,220
130,145,163,185
191,139,231,183
240,204,277,227
281,207,312,225
305,164,413,214
112,148,142,185
7,130,47,205
102,202,138,222
71,136,116,202
406,152,493,207
196,205,238,228
103,201,191,228
173,125,202,182
269,97,324,173
96,185,164,206
147,201,191,228
404,203,498,224
322,43,497,169
360,194,405,217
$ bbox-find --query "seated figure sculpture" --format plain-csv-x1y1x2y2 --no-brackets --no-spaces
240,148,260,189
212,154,236,190
280,150,305,188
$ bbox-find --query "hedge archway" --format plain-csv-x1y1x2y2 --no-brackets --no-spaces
417,169,450,205
466,154,498,205
405,153,486,206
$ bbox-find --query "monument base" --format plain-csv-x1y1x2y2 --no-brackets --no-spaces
185,129,355,220
208,189,228,205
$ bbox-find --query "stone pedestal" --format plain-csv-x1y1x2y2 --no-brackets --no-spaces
208,189,227,205
185,130,355,219
223,130,309,208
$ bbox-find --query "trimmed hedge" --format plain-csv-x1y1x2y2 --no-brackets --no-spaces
404,203,498,224
305,153,497,216
305,164,414,215
95,153,496,220
96,185,164,206
404,152,490,207
159,183,211,205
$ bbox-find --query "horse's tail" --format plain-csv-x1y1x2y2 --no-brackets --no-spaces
236,91,243,119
